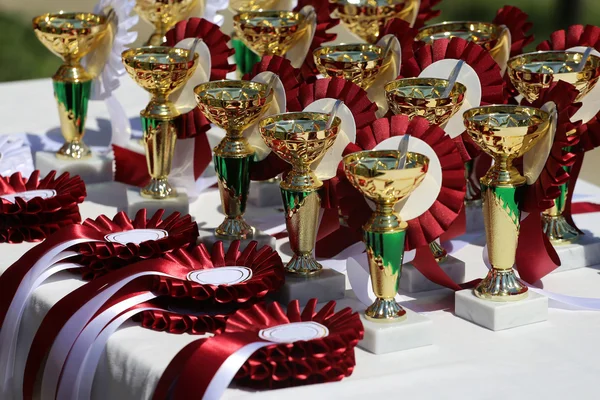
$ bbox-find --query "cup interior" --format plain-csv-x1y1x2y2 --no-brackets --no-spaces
416,21,500,45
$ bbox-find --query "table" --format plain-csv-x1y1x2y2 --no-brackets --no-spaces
2,77,600,400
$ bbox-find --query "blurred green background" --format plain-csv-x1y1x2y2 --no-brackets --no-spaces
0,0,598,82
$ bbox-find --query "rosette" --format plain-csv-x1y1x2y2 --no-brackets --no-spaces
414,0,442,29
379,18,419,65
0,171,85,243
493,6,534,58
77,209,200,280
154,299,363,398
136,301,227,334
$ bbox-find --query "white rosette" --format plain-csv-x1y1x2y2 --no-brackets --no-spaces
369,34,402,117
523,102,557,185
0,136,34,178
419,58,483,138
567,46,600,124
286,5,317,69
190,0,229,26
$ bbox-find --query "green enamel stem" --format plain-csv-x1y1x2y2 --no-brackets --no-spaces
214,154,253,218
363,227,407,299
554,145,573,214
53,79,91,138
232,39,261,75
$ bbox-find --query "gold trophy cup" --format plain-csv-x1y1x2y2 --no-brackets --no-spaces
331,0,420,43
343,150,429,320
194,80,273,240
464,105,551,301
233,10,309,57
135,0,199,46
33,12,108,160
260,112,340,274
507,50,600,244
313,44,392,90
122,46,198,199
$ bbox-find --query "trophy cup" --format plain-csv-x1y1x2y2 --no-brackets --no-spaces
331,0,420,43
32,12,108,162
122,46,198,214
194,80,274,245
508,50,600,244
313,44,392,90
135,0,199,46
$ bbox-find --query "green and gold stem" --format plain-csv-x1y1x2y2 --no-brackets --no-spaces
140,115,178,199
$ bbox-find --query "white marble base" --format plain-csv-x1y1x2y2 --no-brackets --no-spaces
272,268,345,306
36,151,113,184
552,234,600,273
400,256,465,293
198,227,276,250
359,307,433,354
125,187,189,219
455,289,548,331
248,180,282,208
465,201,484,233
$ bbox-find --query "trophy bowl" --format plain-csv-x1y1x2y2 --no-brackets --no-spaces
385,77,466,125
229,0,278,12
135,0,199,46
343,150,429,321
313,44,391,90
331,0,420,43
233,10,308,57
507,50,600,102
416,21,502,51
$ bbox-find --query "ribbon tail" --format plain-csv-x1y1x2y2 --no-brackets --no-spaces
563,152,585,233
112,145,150,187
410,246,462,291
106,95,132,147
516,213,561,284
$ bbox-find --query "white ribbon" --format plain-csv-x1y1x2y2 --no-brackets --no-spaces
285,6,317,69
191,0,229,26
567,46,600,124
0,136,34,178
523,101,557,185
369,35,402,117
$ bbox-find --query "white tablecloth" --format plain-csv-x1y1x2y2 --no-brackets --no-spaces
2,78,600,400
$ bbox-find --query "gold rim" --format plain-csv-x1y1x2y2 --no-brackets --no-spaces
416,21,500,44
463,105,550,130
32,12,107,34
385,77,467,105
193,80,273,108
121,46,198,70
259,112,341,140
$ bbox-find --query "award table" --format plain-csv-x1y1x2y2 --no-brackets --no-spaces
2,78,600,400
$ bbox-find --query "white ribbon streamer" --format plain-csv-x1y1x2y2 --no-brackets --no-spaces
286,6,317,69
0,136,34,178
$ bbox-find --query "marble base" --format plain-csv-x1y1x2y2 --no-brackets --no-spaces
455,289,548,331
198,227,276,251
125,187,189,218
272,268,345,307
359,307,433,354
400,256,465,293
36,151,113,184
465,201,484,233
552,234,600,273
248,180,282,208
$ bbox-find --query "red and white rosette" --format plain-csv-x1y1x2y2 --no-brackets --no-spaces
0,171,85,243
414,0,442,29
153,299,363,398
379,17,419,65
493,6,534,59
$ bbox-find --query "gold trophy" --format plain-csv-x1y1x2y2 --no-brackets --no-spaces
194,80,273,240
343,150,429,320
507,50,600,244
33,12,109,160
233,10,310,57
122,46,198,199
331,0,420,43
229,0,278,12
135,0,199,46
463,105,551,301
259,112,340,274
313,44,392,90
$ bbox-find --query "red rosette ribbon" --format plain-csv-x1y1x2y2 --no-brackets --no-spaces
0,170,85,243
77,209,199,280
515,81,583,283
414,0,442,29
153,299,363,399
493,6,535,58
379,18,419,65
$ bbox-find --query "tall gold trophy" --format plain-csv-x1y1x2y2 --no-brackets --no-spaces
313,44,392,90
463,105,551,300
135,0,199,46
259,112,340,274
33,12,108,160
385,77,466,261
122,46,198,199
343,150,428,320
194,81,273,240
507,51,600,244
331,0,420,43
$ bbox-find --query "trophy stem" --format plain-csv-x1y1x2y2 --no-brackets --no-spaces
214,134,254,239
281,185,322,275
363,203,407,322
541,162,580,244
464,160,482,206
475,178,528,301
429,241,448,263
145,29,168,47
140,115,178,199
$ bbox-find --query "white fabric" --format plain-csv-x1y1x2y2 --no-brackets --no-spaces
2,78,600,400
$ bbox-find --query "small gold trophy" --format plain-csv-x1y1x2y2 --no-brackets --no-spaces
259,112,340,274
313,44,392,90
135,0,199,46
343,150,429,320
33,12,109,160
331,0,420,43
463,105,551,301
122,46,198,199
194,80,273,240
416,22,511,72
507,50,600,244
233,10,309,57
